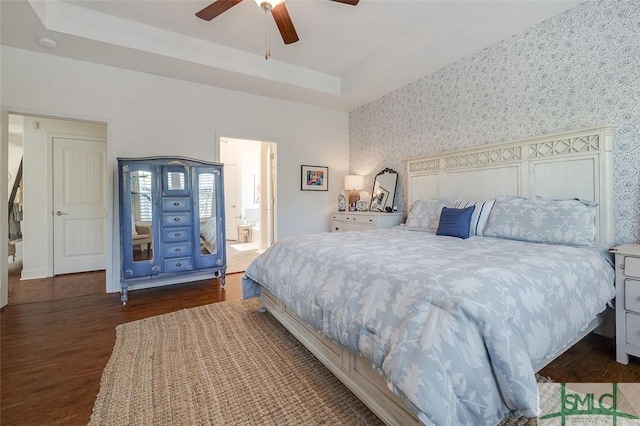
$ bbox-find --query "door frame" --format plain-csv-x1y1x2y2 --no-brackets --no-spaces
1,108,113,304
216,132,278,248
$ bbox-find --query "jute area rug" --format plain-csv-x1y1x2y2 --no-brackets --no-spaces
90,298,539,425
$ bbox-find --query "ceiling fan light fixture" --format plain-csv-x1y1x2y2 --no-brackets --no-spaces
254,0,284,11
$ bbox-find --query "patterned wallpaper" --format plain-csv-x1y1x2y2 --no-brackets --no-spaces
349,0,640,244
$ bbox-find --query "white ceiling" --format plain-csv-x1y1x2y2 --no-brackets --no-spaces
1,0,582,111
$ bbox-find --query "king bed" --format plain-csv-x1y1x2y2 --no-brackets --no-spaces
242,126,617,425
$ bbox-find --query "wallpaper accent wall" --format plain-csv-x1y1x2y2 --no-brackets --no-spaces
349,0,640,244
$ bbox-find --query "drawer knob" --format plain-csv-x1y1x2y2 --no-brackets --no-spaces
175,248,181,252
176,262,182,267
174,217,180,222
174,232,181,237
173,201,180,206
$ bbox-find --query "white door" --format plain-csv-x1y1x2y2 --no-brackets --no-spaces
53,137,107,274
224,164,239,240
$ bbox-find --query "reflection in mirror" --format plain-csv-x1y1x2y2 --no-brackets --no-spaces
130,170,154,263
369,168,398,212
167,171,186,191
198,172,218,255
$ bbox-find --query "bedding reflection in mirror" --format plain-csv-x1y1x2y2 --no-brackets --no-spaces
198,172,218,255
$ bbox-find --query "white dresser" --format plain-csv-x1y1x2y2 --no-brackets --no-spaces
331,211,403,233
611,244,640,364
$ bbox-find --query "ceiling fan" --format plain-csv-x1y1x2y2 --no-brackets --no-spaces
196,0,359,46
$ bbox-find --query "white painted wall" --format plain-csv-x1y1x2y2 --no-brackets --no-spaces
1,46,349,293
1,110,8,308
20,116,107,280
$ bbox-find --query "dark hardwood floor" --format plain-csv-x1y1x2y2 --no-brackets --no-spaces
1,274,242,426
2,272,640,426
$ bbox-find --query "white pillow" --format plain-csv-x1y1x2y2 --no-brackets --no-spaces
454,199,495,236
483,196,597,246
405,199,455,231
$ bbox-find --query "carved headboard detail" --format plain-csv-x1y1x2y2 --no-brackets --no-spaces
406,126,616,246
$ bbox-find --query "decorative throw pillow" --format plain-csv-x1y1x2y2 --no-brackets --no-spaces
405,199,455,231
436,206,475,239
483,196,597,246
454,199,496,236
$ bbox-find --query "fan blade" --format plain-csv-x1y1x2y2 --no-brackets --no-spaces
330,0,359,5
196,0,243,21
271,3,299,44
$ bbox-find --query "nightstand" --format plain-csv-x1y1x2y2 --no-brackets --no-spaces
611,244,640,364
331,211,403,233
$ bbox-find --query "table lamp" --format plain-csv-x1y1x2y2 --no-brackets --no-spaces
344,175,364,208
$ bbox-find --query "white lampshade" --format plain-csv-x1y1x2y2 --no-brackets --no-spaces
344,175,364,191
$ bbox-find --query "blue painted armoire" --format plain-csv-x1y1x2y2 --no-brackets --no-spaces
118,156,226,304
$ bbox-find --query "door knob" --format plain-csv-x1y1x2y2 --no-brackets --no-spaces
55,211,68,216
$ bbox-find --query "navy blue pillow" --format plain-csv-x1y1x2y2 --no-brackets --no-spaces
436,206,475,239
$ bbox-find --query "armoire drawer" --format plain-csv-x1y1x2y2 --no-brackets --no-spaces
163,227,192,243
162,197,191,211
163,257,194,273
163,242,193,259
162,213,192,227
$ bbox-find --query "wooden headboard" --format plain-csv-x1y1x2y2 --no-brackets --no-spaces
406,125,616,246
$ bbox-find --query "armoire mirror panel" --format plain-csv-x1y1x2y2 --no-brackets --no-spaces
195,168,224,268
119,157,226,305
162,165,189,195
129,169,155,265
370,168,399,212
121,164,160,280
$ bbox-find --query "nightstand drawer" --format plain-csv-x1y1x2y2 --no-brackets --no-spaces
626,279,640,313
330,212,403,233
624,256,640,278
627,313,640,347
332,214,374,224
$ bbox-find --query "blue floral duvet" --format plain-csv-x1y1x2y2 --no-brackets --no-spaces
243,228,615,425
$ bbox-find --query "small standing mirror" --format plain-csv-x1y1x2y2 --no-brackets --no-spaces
369,168,398,212
167,171,185,191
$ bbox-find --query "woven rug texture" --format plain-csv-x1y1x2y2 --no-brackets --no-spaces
90,298,540,425
89,299,383,425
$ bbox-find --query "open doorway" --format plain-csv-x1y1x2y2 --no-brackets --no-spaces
6,113,108,304
220,137,277,274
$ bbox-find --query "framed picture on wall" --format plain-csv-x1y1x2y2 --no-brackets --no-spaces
301,165,328,191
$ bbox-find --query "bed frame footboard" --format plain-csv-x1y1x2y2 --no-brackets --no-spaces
259,288,421,426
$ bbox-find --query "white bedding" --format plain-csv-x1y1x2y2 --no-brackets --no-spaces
243,227,615,425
